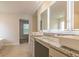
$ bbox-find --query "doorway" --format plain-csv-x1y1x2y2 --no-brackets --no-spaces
19,19,29,44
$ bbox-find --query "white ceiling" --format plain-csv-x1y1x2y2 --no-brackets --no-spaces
0,1,42,15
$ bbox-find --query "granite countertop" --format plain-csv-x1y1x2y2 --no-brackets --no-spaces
34,36,71,56
32,35,79,57
34,36,61,47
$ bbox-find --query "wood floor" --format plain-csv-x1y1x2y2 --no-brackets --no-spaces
0,43,31,57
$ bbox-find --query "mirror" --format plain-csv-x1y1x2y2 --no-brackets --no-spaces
74,2,79,30
40,10,48,31
49,1,67,31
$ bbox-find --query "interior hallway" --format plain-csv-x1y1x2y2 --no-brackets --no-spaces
0,43,31,57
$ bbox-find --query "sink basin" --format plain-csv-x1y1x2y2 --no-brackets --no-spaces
36,36,61,47
39,36,59,42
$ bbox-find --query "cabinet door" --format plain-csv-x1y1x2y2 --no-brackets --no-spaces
54,49,67,57
35,41,49,57
49,48,67,57
49,48,55,57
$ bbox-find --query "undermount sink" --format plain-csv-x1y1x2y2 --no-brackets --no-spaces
36,36,61,47
39,36,58,42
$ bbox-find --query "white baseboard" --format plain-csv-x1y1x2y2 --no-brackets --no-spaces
3,42,19,46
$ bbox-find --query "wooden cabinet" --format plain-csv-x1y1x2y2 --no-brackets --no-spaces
31,35,70,57
35,41,49,57
30,36,35,57
49,48,54,57
49,48,67,57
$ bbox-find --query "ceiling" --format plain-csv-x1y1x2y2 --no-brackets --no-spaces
0,1,42,15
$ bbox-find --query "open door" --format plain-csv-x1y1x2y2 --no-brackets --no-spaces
19,19,29,44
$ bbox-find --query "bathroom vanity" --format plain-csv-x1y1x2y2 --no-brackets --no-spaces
30,1,79,57
30,33,79,57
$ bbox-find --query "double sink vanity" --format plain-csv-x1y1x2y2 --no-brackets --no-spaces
30,1,79,57
30,32,79,57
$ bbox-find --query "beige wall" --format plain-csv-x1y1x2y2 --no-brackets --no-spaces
0,13,31,45
74,2,79,30
74,13,79,29
32,11,38,32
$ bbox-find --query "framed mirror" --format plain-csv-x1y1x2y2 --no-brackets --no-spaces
40,9,48,31
49,1,67,32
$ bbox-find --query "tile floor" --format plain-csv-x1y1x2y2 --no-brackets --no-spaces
0,43,31,57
